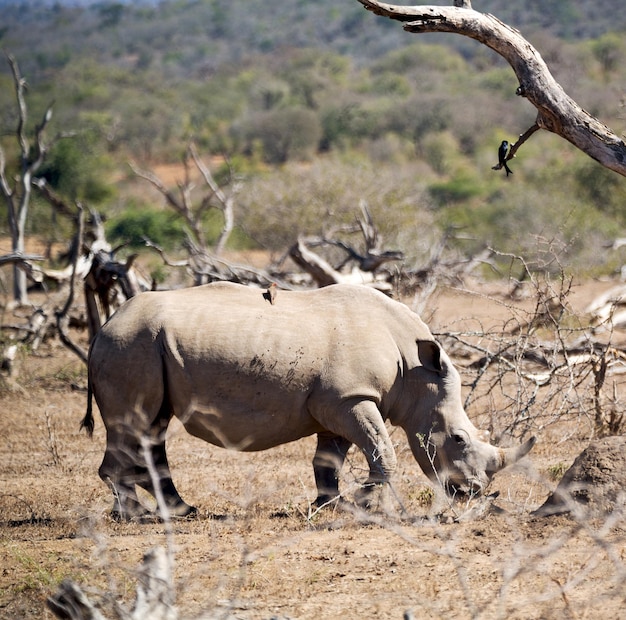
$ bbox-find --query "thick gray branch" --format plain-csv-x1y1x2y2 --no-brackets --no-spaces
357,1,626,176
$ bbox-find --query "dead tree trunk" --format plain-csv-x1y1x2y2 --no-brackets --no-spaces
83,249,144,341
1,195,149,370
0,55,55,305
289,237,343,287
47,546,177,620
288,203,404,290
356,1,626,176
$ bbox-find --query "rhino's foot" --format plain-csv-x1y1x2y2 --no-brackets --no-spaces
110,504,198,523
355,482,393,514
313,494,353,513
167,503,198,519
312,492,361,518
314,493,341,508
110,505,151,523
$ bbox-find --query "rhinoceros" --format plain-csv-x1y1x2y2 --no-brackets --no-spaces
82,282,534,519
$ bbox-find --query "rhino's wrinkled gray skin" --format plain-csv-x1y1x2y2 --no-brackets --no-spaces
82,282,535,519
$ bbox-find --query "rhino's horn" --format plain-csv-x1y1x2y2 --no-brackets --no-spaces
500,436,536,468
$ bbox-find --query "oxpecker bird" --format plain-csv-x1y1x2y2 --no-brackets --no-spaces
264,282,278,305
497,140,513,176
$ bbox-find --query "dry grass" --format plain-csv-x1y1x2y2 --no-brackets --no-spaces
1,278,626,619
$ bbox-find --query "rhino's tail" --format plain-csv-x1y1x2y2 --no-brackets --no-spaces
80,375,95,438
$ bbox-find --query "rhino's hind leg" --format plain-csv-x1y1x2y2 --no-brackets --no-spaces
99,419,195,520
136,438,197,518
313,432,352,507
98,432,150,521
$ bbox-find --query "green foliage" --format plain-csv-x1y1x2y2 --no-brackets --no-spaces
370,42,467,75
369,73,411,97
106,201,254,253
237,155,434,254
479,67,519,99
419,131,463,176
412,486,435,508
38,137,114,204
201,209,256,251
429,172,486,205
574,160,626,221
97,3,125,29
410,98,452,144
589,32,625,74
107,204,185,250
546,462,568,481
234,107,322,164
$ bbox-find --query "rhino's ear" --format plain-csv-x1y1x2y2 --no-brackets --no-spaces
417,340,443,374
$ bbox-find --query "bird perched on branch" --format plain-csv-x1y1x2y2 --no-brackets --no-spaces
264,282,278,305
494,140,513,176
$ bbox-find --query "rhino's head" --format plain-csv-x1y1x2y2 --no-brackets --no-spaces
405,340,535,497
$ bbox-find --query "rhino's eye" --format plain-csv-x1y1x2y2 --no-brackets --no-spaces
451,433,466,446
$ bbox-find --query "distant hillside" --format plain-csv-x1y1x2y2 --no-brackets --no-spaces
2,0,625,41
1,0,625,82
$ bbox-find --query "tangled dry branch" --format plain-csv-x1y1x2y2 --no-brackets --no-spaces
435,265,626,441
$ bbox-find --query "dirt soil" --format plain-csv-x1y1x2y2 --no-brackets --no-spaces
1,279,625,619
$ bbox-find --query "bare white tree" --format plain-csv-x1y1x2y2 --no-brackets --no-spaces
130,143,240,285
0,55,55,304
356,0,626,177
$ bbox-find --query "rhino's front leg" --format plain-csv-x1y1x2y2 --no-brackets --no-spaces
316,399,397,511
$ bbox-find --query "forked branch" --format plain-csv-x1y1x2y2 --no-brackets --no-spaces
356,0,626,176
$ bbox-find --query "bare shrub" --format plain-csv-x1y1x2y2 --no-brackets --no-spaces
434,249,626,443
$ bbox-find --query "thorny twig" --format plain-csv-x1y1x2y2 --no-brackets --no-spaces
435,251,626,440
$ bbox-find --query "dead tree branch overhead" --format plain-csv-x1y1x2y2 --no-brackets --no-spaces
0,252,44,266
356,0,626,176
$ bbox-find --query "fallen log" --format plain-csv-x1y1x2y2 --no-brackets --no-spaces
47,546,177,620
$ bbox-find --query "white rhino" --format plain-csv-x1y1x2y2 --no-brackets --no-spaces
82,282,535,519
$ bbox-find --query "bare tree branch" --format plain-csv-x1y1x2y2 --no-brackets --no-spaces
187,143,238,255
32,178,79,220
492,123,541,171
131,145,241,285
56,204,88,364
356,1,626,176
0,252,44,266
289,237,342,287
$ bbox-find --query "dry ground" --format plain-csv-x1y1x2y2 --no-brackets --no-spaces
1,279,625,619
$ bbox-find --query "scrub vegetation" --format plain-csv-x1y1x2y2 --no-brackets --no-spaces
1,0,625,276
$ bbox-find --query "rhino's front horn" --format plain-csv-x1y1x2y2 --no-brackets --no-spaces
500,436,536,469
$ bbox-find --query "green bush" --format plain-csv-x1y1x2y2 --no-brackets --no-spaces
429,172,485,205
574,161,626,221
234,107,322,164
38,135,114,204
107,205,185,250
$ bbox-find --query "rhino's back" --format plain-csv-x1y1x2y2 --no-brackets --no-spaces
107,281,425,351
